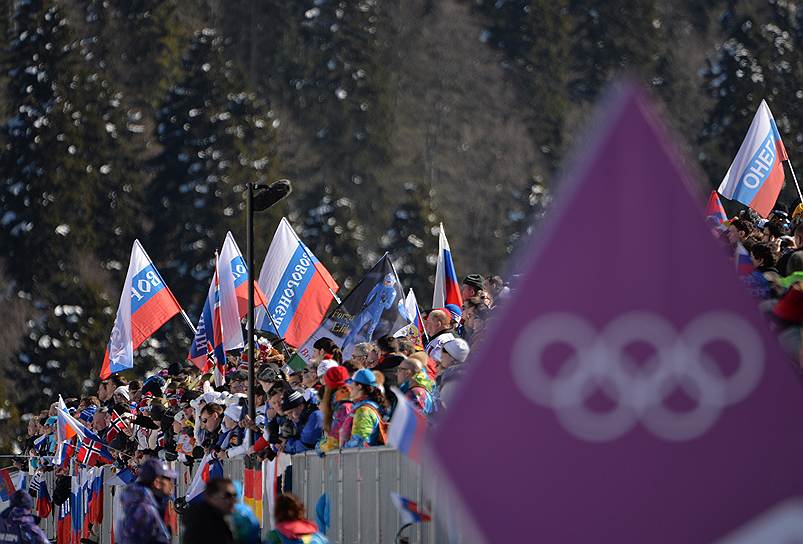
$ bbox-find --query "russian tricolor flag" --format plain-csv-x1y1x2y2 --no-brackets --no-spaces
219,231,268,332
735,242,754,278
256,218,338,347
0,469,14,502
57,498,71,544
56,397,82,444
100,240,183,378
433,223,463,310
185,453,224,503
388,387,428,462
718,100,788,218
390,492,431,525
32,474,52,519
188,254,228,373
705,191,728,225
404,289,425,338
189,233,267,372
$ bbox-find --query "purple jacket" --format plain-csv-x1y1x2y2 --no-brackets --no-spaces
118,482,171,544
0,506,48,544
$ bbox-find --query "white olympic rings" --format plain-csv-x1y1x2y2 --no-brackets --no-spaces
511,311,765,442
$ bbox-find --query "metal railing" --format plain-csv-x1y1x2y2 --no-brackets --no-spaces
37,447,453,544
291,447,451,543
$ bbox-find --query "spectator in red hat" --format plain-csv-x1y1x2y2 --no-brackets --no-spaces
316,366,353,453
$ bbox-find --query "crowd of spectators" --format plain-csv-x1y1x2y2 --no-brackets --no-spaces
17,274,503,520
715,203,803,362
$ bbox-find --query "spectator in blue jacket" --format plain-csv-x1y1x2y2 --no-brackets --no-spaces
280,389,323,454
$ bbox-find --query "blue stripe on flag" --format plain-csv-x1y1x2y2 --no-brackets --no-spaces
732,131,778,204
229,255,248,289
260,244,317,337
130,264,168,314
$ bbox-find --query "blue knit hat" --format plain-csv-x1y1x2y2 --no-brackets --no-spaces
346,368,377,388
79,405,97,423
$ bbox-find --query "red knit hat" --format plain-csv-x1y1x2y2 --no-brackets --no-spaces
774,286,803,323
324,366,349,390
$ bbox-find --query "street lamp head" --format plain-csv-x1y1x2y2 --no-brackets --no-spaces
253,179,292,211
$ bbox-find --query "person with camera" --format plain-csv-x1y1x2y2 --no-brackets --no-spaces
279,389,323,454
243,382,291,460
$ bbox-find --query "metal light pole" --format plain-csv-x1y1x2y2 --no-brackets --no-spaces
246,179,292,423
247,182,256,422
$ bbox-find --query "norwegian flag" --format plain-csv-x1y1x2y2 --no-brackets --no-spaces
188,253,229,378
76,436,113,467
106,410,128,443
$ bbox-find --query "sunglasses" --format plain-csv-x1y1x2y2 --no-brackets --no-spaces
218,491,237,500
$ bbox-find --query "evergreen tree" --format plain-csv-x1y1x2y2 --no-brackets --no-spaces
699,0,803,199
289,0,394,217
78,0,189,109
471,0,571,169
381,183,437,296
147,28,279,316
295,182,366,290
569,0,664,102
0,0,145,428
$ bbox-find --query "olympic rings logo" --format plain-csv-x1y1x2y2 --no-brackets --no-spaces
511,311,765,443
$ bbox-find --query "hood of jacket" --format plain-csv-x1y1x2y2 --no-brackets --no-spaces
276,519,319,539
120,482,157,510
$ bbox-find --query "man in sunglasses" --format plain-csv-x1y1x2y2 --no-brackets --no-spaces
181,477,236,544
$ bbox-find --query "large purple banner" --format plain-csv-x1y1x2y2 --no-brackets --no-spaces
432,85,803,543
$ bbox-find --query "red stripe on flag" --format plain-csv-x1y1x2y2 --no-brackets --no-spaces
131,287,181,348
751,161,785,217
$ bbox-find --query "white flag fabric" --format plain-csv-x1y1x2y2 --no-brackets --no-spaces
255,218,338,347
432,223,463,309
717,100,788,217
218,232,247,351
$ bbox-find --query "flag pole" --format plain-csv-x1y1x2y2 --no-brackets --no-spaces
179,310,198,335
261,308,294,364
787,159,803,203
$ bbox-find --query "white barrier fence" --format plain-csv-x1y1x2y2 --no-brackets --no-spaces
291,446,452,544
33,447,454,544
